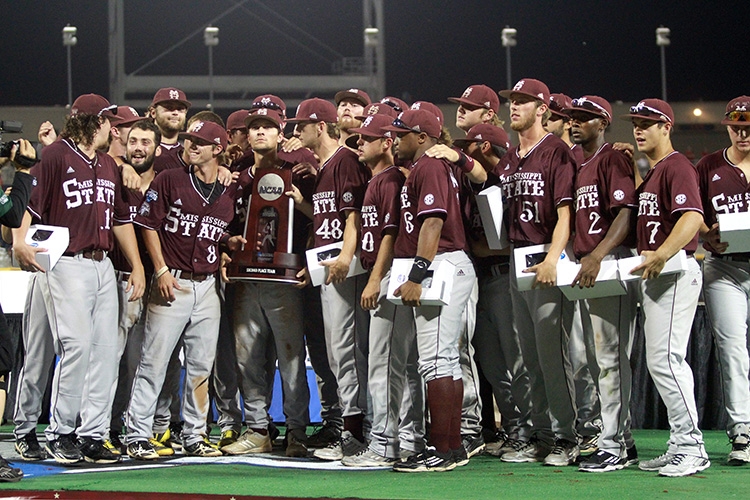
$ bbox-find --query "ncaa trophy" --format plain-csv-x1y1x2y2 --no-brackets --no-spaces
226,167,304,283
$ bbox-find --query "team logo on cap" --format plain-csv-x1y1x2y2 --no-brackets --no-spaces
410,103,420,110
343,192,353,203
613,190,625,201
126,107,138,117
348,88,360,94
363,116,374,126
191,121,204,132
169,89,180,100
258,173,285,202
737,104,748,112
257,108,269,116
368,105,380,115
424,194,434,206
675,194,687,205
513,80,525,91
260,97,272,106
462,87,474,98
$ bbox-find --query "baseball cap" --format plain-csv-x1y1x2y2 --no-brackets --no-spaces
349,114,394,139
226,110,250,131
70,94,118,118
380,96,409,113
286,98,337,123
250,94,286,117
499,78,551,106
621,98,673,124
334,89,371,107
448,84,500,112
110,106,140,127
245,107,284,129
548,93,573,119
453,124,512,151
151,87,191,109
410,101,445,127
565,96,613,123
382,109,441,139
356,103,399,120
721,96,750,126
179,121,227,150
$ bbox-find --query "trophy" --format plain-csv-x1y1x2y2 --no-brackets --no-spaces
226,167,304,283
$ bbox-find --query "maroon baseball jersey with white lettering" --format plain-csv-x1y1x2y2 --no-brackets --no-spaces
27,139,129,253
498,134,575,245
574,143,637,257
697,149,750,230
636,151,703,254
570,144,585,165
134,166,239,274
153,143,186,174
110,183,149,274
360,165,405,270
394,155,467,258
312,147,370,247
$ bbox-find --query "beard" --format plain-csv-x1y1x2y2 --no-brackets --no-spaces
155,114,185,135
338,116,361,133
129,154,156,174
510,112,535,132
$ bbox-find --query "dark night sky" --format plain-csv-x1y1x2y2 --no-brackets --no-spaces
1,0,748,108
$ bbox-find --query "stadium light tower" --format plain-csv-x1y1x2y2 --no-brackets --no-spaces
62,25,78,107
204,26,219,109
501,27,517,91
656,26,670,102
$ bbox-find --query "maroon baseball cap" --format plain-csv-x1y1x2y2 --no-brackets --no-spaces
721,96,750,126
245,107,284,129
250,94,286,117
179,120,227,150
150,87,191,109
383,109,441,139
621,98,674,124
548,93,573,119
334,88,371,107
110,106,140,127
565,96,613,123
499,78,551,106
448,84,500,112
349,114,394,139
287,98,337,123
380,96,409,113
226,110,250,131
70,94,118,118
453,124,512,151
356,103,399,120
410,101,445,127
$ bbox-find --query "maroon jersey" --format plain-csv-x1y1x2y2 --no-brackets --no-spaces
110,183,149,274
697,148,750,229
394,155,467,258
312,147,370,247
574,143,637,257
360,166,405,270
570,144,585,165
636,151,703,254
498,134,575,245
27,139,129,253
233,145,319,174
134,167,240,274
153,143,185,174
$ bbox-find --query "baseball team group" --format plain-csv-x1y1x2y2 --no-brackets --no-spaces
0,76,749,482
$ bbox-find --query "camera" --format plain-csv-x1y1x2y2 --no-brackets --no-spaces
0,120,23,158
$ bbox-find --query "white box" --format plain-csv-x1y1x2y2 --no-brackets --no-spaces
387,258,455,306
476,185,509,250
20,225,70,271
0,269,32,314
513,243,576,292
305,242,366,287
718,212,750,253
557,259,626,300
618,249,689,281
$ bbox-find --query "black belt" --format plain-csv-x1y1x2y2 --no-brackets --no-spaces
171,269,211,282
476,258,510,277
115,270,131,282
714,252,750,263
63,249,107,261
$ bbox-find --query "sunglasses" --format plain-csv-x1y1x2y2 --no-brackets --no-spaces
571,98,611,120
630,103,670,122
381,99,403,112
726,111,750,122
392,118,422,134
251,100,284,112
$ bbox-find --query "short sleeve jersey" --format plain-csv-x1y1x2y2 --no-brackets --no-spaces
360,165,405,270
574,143,637,257
134,167,239,274
636,151,703,253
312,147,370,247
110,183,150,274
394,155,467,258
697,148,750,231
152,143,185,174
497,133,575,246
27,139,129,253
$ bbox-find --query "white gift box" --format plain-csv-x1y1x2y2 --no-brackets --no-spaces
476,185,509,250
557,258,626,300
718,212,750,253
16,225,70,271
0,269,32,314
387,258,455,306
513,243,576,292
618,249,689,281
305,241,366,287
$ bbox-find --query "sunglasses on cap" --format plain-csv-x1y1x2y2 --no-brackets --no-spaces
381,99,403,112
726,111,750,123
251,101,283,112
630,103,670,122
392,118,423,135
571,98,611,120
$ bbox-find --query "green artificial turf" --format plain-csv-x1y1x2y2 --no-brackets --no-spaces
0,429,746,499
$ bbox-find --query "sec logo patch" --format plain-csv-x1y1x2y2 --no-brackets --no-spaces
343,192,353,203
424,194,434,206
613,189,625,201
675,194,687,205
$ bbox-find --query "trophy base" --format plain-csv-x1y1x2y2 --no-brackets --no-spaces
227,252,304,285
